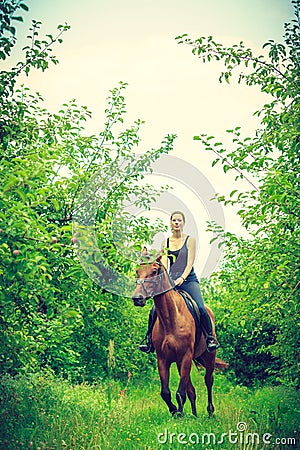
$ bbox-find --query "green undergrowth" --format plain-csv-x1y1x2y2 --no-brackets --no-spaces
0,367,299,450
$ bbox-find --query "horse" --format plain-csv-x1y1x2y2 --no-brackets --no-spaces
132,255,226,417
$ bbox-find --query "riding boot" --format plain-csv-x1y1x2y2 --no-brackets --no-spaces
200,310,219,353
139,306,157,353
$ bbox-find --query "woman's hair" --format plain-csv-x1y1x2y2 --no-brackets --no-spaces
170,211,186,223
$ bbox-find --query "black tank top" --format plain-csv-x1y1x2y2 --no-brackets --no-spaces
167,235,198,282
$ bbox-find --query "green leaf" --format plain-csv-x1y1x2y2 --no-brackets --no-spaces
4,176,19,191
12,16,24,22
20,3,30,11
63,309,81,319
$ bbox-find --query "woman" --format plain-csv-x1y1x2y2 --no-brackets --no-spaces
139,211,218,353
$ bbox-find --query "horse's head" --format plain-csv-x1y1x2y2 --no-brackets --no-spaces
132,255,169,306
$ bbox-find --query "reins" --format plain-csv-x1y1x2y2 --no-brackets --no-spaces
136,262,175,298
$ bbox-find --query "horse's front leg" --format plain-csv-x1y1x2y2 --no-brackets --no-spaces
176,352,193,416
157,357,177,415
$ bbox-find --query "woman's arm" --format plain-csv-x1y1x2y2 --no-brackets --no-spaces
160,240,169,269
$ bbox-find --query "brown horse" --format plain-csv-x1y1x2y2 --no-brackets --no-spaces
132,256,226,417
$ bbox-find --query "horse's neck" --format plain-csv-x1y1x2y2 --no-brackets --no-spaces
154,290,181,332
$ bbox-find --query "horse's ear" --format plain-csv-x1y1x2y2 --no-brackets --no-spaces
155,251,163,263
141,246,148,256
140,246,151,262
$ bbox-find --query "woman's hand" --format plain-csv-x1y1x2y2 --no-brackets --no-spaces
174,276,184,287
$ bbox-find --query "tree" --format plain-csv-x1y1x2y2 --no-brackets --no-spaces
0,1,175,381
176,0,300,386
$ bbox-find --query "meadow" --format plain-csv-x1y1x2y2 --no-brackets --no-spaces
1,366,299,450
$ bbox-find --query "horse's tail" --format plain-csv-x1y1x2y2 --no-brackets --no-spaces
215,357,228,370
194,356,228,370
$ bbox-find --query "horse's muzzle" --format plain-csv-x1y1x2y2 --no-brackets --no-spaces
132,295,147,307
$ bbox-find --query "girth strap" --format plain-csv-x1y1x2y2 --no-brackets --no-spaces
177,289,202,348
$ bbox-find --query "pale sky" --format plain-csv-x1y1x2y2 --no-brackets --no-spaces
6,0,294,276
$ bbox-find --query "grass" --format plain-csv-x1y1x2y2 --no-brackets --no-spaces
1,366,299,450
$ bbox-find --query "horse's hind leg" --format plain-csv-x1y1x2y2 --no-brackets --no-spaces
157,358,177,415
205,367,215,416
187,377,197,416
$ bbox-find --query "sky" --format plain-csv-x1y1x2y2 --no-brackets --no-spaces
6,0,295,276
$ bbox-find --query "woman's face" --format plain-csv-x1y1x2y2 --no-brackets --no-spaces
170,213,185,232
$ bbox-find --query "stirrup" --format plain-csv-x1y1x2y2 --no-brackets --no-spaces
206,336,219,353
138,337,154,353
139,344,152,353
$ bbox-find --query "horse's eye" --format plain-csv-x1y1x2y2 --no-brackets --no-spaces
152,270,158,276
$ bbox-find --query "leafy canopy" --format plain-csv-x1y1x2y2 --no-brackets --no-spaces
177,0,300,386
0,0,175,381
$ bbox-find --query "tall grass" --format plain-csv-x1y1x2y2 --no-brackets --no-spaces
0,366,299,449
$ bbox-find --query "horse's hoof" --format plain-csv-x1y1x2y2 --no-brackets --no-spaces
207,405,215,417
172,410,184,418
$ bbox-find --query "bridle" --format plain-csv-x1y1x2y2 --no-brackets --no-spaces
136,262,175,299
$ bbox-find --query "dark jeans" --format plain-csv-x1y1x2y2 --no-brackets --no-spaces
179,280,206,316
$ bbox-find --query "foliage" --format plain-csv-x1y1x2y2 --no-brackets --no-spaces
177,0,300,386
0,0,28,60
0,1,174,381
1,370,299,449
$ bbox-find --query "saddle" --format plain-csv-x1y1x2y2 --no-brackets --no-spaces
177,289,202,348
